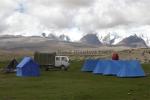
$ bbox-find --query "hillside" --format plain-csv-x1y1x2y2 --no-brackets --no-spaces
0,35,98,52
80,34,102,45
117,35,147,48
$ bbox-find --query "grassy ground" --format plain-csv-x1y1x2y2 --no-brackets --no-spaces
0,60,150,100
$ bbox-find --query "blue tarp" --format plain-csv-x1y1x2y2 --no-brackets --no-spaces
83,59,145,77
93,60,123,75
81,59,99,72
92,60,108,74
117,60,145,77
16,57,40,77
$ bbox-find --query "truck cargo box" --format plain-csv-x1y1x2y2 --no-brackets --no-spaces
34,52,56,66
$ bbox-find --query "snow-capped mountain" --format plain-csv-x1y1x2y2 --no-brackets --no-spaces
59,34,70,42
98,33,121,45
138,33,150,47
80,34,102,45
117,34,147,48
0,32,149,48
48,34,59,40
47,33,71,42
97,32,150,47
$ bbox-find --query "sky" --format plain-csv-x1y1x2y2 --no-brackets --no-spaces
1,0,150,41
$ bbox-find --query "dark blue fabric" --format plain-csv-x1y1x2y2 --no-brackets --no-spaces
81,59,99,72
16,57,40,77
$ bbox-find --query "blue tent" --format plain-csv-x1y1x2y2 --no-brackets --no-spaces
93,60,108,74
16,57,40,77
117,60,145,77
81,59,99,72
102,60,122,75
93,60,121,75
93,60,145,77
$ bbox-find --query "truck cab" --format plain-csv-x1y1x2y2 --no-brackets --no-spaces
55,56,70,69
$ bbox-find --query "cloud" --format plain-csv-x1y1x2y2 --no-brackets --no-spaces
1,0,150,40
26,0,96,30
0,0,19,32
30,0,95,8
4,12,45,35
74,0,150,32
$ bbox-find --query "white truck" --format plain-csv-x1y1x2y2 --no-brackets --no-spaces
34,52,70,70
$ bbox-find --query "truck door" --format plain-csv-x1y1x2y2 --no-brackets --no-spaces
55,57,61,67
61,57,69,67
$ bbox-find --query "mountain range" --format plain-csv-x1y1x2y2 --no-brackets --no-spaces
80,33,148,48
117,35,147,48
0,33,149,52
97,32,150,47
0,35,97,52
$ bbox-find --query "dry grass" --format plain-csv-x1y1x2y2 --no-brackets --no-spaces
0,50,33,61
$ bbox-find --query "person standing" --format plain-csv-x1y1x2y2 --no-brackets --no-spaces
112,52,119,60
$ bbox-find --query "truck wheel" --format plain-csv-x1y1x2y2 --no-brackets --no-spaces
45,66,49,71
45,67,49,71
61,65,67,71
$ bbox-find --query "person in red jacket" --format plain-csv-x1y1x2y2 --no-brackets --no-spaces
112,52,119,60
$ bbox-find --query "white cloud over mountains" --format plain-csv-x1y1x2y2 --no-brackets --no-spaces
1,0,150,40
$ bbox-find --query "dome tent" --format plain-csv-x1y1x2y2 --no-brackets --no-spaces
16,57,40,77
